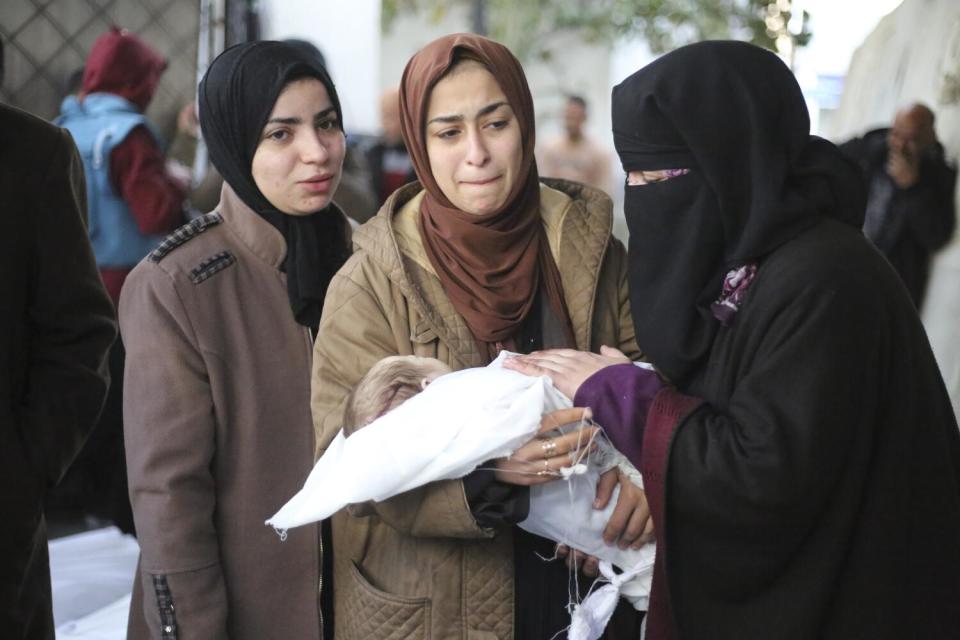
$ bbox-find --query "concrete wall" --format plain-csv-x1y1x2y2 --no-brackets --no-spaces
830,0,960,418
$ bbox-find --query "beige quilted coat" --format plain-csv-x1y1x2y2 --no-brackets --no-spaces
311,178,640,640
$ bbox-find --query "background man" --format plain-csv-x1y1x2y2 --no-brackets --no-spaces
840,103,957,307
538,94,612,194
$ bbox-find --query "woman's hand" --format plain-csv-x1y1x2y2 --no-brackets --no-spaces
557,467,655,576
494,407,598,486
503,346,631,399
595,467,654,549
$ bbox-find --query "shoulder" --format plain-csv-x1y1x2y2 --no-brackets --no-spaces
752,220,903,320
147,213,226,264
540,178,613,244
0,103,68,160
135,212,242,288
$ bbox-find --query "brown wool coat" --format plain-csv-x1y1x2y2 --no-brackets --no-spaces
121,185,344,639
311,178,640,640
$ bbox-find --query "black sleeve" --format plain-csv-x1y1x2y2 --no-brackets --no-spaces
19,127,117,488
463,465,530,527
894,157,957,251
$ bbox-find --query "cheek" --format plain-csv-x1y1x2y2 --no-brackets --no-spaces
499,132,524,181
252,148,291,194
426,145,455,187
251,149,272,193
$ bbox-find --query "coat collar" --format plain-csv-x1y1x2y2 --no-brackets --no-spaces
216,183,288,269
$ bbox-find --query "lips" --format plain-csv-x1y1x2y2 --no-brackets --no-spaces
299,174,334,193
459,175,501,186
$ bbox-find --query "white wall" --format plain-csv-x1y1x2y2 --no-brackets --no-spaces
831,0,960,420
259,0,381,135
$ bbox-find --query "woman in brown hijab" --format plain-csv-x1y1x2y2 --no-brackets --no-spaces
311,33,644,639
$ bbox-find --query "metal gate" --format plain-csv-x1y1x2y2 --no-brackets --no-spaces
0,0,202,140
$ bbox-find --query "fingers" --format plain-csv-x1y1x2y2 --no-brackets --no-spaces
581,554,600,577
634,514,656,548
563,548,599,577
602,491,632,546
621,498,651,549
494,442,594,486
593,468,618,510
599,345,629,361
538,407,591,434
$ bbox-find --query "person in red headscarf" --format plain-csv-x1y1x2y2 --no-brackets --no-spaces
311,33,646,639
57,26,187,304
52,27,187,535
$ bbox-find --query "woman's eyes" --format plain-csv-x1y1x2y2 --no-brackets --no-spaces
434,119,509,140
435,127,461,140
263,118,338,143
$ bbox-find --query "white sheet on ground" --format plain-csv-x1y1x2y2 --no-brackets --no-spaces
49,526,138,639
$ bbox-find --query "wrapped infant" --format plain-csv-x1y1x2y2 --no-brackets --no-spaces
340,355,655,615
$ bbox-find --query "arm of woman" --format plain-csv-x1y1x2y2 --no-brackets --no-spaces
120,264,228,637
311,254,492,538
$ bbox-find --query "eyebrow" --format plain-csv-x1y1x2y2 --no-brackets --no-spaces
427,100,510,125
265,106,337,126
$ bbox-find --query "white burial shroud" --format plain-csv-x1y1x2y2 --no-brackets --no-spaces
266,353,656,632
266,353,568,530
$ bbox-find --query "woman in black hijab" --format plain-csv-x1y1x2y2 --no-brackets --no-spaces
506,41,960,639
120,41,349,639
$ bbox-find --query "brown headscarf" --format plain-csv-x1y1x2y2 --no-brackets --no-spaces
398,33,574,361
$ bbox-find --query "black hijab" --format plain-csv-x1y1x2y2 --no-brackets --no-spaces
611,40,865,383
198,40,350,330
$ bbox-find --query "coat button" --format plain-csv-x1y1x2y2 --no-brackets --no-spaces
164,626,173,633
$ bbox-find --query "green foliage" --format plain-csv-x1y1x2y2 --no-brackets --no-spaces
382,0,811,62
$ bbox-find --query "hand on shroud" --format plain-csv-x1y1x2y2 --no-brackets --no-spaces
503,345,631,399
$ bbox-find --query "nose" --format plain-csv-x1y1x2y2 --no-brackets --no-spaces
464,128,490,167
299,129,330,165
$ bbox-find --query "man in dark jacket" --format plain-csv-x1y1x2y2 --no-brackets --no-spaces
840,103,957,307
0,87,117,639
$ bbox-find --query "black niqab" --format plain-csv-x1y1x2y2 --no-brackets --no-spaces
611,40,865,382
198,40,349,330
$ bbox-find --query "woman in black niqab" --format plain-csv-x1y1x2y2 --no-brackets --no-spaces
506,41,960,640
611,40,864,382
198,40,350,330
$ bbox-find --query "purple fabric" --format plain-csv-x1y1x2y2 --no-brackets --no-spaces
573,363,664,468
710,263,758,326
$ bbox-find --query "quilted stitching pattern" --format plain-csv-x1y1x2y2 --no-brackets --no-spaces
338,562,429,640
342,179,619,639
464,541,513,638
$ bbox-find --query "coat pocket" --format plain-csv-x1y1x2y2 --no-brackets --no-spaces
337,561,431,640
